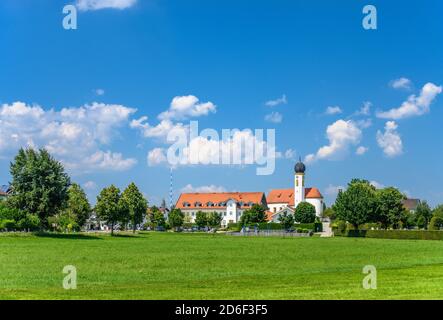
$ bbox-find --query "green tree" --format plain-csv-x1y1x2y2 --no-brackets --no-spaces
374,187,406,229
95,185,122,235
9,148,70,228
323,207,336,221
333,179,376,230
278,211,294,230
168,208,184,231
240,204,267,225
121,183,148,233
149,206,166,229
207,211,223,228
415,201,432,229
429,205,443,231
65,183,91,229
195,211,208,228
294,202,316,223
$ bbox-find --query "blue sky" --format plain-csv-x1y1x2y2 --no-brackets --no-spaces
1,0,442,207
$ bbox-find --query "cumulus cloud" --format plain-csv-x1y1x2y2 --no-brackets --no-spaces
305,120,362,163
147,129,276,170
264,112,283,123
147,148,168,167
131,117,188,141
325,106,343,115
0,101,137,172
180,184,227,194
356,146,369,155
265,94,287,107
158,95,216,121
390,77,412,90
377,82,442,119
376,121,403,157
76,0,137,11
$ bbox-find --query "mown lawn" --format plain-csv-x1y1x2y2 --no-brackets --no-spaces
1,232,443,300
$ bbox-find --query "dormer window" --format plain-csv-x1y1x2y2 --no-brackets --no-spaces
183,202,191,207
194,202,202,207
207,201,214,207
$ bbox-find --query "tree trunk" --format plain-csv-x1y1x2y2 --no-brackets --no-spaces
111,223,114,235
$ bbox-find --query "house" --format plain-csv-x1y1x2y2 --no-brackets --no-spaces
175,192,267,228
0,185,12,201
267,159,324,222
402,199,421,213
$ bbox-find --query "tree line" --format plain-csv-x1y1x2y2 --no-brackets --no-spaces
0,148,151,233
328,179,442,231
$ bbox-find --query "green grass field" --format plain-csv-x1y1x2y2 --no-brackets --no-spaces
1,232,443,300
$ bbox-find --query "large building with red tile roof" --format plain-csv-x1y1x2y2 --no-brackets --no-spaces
175,159,323,226
176,192,267,227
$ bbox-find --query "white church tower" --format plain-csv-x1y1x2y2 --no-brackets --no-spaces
294,158,306,208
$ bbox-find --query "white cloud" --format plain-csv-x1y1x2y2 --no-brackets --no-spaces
131,117,188,141
265,94,287,107
81,150,137,171
0,101,136,172
147,129,276,169
305,120,362,163
264,112,283,123
83,181,97,190
377,82,442,119
76,0,137,11
356,146,369,155
158,95,216,121
376,121,403,158
390,77,412,90
147,148,168,167
325,106,342,115
180,184,227,194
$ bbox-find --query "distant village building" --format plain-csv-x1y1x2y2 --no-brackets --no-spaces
0,185,12,201
402,199,421,213
175,159,324,227
176,192,267,228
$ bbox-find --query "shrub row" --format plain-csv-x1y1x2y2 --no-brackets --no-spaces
335,229,443,240
227,222,322,232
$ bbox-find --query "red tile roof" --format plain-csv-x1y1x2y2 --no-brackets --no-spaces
176,192,266,210
267,188,323,205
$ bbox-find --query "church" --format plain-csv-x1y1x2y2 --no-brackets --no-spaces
266,159,324,222
175,159,324,227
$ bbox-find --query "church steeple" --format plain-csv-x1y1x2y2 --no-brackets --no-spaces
294,157,305,208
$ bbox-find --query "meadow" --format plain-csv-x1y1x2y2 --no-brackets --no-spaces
1,232,443,300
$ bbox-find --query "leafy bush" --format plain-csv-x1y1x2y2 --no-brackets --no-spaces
0,219,17,231
17,214,40,231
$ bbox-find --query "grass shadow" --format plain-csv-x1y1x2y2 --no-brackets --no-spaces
34,232,103,240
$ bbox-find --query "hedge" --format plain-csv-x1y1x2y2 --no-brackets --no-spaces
335,229,443,240
227,222,322,232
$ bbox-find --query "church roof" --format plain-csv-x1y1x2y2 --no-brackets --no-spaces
175,192,266,210
267,188,323,205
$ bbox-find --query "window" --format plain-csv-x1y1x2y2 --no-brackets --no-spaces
273,207,276,213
